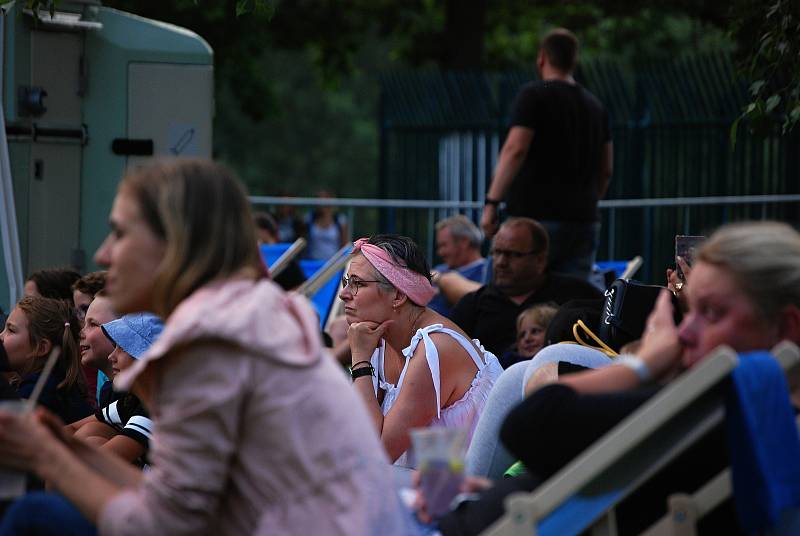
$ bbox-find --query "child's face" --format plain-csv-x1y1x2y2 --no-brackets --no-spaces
0,307,38,372
80,298,117,371
107,345,135,378
517,316,546,357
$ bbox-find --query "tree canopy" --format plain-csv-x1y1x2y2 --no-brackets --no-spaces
10,0,796,195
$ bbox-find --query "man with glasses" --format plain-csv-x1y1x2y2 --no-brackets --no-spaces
451,217,601,357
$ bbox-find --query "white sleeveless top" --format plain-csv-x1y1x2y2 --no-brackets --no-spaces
369,324,504,467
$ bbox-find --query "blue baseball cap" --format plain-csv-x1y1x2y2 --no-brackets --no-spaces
101,313,164,360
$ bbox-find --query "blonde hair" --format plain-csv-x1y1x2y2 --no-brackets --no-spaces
697,221,800,320
16,296,84,393
120,158,264,318
516,303,558,333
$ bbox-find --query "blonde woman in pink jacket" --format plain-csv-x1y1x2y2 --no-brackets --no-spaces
0,159,412,535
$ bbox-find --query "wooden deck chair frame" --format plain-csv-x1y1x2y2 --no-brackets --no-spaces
268,238,307,278
296,245,352,328
619,255,643,280
481,345,741,536
297,244,351,297
640,340,800,536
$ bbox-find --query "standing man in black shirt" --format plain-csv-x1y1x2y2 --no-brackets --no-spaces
480,28,613,281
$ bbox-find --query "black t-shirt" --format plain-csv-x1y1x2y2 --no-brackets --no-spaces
498,383,740,535
501,383,662,478
450,273,602,356
507,80,611,222
95,392,152,448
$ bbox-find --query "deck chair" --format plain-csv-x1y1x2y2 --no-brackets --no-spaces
594,256,643,289
266,238,307,277
481,342,800,536
641,341,800,535
297,245,352,328
481,345,740,536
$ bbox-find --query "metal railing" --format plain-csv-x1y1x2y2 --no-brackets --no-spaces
250,193,800,281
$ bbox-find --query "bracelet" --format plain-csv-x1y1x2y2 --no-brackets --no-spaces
615,354,652,383
351,360,372,370
484,198,500,207
351,365,375,380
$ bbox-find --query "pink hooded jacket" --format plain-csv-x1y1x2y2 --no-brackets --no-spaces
99,278,411,535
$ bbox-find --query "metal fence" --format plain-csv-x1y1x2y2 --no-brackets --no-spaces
376,53,800,280
249,194,800,284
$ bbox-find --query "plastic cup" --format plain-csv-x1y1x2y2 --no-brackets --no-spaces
0,400,29,499
410,426,468,518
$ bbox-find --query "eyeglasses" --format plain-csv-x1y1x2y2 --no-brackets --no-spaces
490,248,538,259
341,275,383,296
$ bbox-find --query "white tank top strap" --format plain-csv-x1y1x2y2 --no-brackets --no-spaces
401,323,487,419
433,327,487,371
370,339,413,395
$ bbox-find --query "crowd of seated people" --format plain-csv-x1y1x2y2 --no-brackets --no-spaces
414,220,800,535
0,158,411,535
1,157,799,535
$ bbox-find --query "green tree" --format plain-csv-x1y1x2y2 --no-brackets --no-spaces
730,0,799,137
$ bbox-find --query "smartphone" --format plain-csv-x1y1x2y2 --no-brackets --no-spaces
675,235,705,281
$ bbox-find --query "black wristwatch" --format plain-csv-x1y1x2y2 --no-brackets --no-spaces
351,364,375,380
484,198,500,207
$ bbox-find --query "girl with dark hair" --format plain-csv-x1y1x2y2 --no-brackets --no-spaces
24,268,81,302
0,296,91,423
72,271,108,323
342,234,504,467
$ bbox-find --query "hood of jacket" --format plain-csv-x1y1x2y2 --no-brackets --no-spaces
115,277,323,391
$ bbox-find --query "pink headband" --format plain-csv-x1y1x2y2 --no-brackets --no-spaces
352,238,435,306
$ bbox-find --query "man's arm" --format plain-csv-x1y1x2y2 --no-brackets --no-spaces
481,126,534,238
436,271,482,306
73,420,117,447
100,435,146,463
597,141,613,198
64,414,97,436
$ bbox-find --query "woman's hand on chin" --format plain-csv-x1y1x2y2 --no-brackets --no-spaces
348,320,393,362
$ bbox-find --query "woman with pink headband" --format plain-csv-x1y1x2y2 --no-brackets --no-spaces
342,235,503,466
